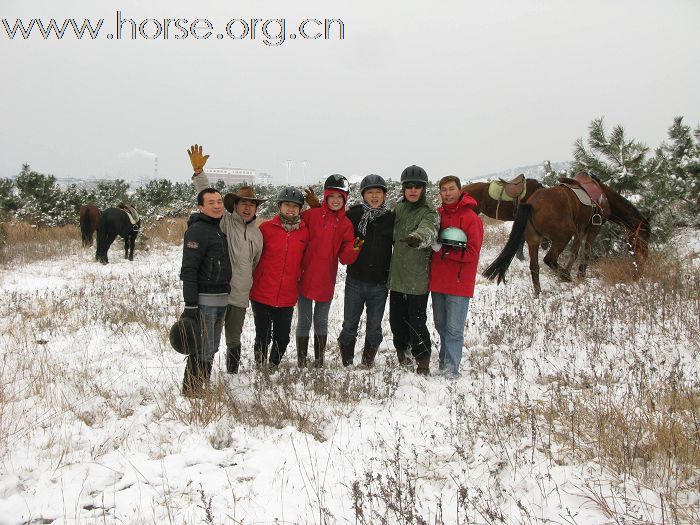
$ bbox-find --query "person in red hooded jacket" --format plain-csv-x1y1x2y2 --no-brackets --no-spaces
296,174,362,368
249,186,309,369
429,175,484,379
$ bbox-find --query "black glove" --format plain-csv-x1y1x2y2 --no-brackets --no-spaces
401,234,421,248
181,306,199,320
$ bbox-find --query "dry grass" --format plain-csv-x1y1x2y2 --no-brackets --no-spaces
0,220,698,523
0,217,189,266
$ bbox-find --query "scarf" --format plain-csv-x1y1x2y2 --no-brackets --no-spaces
357,202,388,235
279,213,301,232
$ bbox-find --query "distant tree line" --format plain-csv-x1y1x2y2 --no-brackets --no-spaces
1,116,697,248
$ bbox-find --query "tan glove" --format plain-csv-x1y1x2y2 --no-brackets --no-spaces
187,144,210,174
304,187,321,208
353,237,365,251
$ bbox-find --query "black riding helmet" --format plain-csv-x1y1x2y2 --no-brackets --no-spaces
360,174,387,195
276,186,304,207
169,317,201,355
400,165,428,185
324,174,350,193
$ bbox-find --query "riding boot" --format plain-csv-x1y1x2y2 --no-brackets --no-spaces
254,342,267,368
338,338,356,367
415,352,431,376
395,345,411,367
269,341,285,370
182,356,203,398
226,345,241,374
313,335,327,368
296,336,310,367
361,340,379,367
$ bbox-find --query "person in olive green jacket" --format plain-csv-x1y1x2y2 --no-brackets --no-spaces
188,145,265,375
386,165,439,375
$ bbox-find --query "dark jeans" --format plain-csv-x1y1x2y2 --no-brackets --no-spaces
389,291,431,360
250,300,294,366
198,304,227,364
339,275,388,348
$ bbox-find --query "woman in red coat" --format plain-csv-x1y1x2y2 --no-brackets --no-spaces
429,175,484,379
296,174,361,367
249,187,308,369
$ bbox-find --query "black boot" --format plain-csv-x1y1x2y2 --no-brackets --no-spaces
396,346,411,367
269,341,285,370
226,345,241,374
361,340,379,367
313,335,327,368
296,336,310,367
182,356,203,398
415,352,431,376
254,342,267,368
338,338,356,367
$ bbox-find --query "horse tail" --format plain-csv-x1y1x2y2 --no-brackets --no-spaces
483,203,532,284
79,206,90,246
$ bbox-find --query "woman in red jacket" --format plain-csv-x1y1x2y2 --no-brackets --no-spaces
249,187,308,369
429,175,484,379
296,174,361,368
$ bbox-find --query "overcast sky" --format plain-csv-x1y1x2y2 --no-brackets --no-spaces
1,0,698,184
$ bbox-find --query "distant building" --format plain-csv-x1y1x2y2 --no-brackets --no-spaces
206,167,256,186
256,171,272,186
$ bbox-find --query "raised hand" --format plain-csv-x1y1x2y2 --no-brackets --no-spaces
187,144,210,174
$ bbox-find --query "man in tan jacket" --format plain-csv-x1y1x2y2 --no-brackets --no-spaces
188,145,265,374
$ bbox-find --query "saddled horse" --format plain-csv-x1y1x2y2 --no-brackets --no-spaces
95,204,141,264
483,171,650,295
462,176,544,220
79,204,101,247
462,175,544,259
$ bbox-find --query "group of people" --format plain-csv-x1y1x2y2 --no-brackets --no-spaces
178,145,483,398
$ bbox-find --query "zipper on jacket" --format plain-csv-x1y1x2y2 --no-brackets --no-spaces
276,229,291,306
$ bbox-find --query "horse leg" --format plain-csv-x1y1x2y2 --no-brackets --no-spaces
559,231,586,282
99,232,118,264
577,226,600,279
124,234,129,260
542,237,568,273
126,232,137,261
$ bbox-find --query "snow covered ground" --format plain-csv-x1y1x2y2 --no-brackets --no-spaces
0,223,698,524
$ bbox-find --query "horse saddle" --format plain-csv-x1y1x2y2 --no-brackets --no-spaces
488,173,527,202
558,173,611,221
118,203,140,226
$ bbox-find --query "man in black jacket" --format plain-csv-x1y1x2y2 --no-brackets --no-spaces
337,174,395,366
179,188,232,397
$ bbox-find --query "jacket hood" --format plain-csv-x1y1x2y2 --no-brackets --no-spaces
439,192,478,213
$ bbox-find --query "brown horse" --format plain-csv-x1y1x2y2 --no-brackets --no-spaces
462,178,544,220
79,204,101,247
483,176,650,295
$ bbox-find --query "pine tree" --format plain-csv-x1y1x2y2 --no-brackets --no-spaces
572,117,649,194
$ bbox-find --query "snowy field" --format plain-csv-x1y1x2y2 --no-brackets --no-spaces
0,222,698,525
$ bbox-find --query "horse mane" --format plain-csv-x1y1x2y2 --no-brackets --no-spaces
600,183,650,240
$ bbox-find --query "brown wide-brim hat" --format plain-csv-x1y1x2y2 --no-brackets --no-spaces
223,185,267,212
